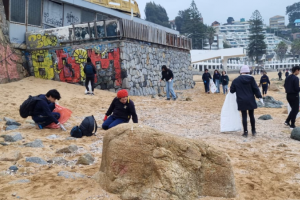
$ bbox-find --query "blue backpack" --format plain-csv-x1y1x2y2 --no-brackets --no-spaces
85,64,94,76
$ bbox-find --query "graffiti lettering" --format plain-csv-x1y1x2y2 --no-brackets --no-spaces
44,13,63,27
66,12,79,24
28,34,58,49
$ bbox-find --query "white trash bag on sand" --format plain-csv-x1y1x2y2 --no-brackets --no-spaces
287,103,300,119
85,81,92,94
220,92,242,132
210,79,217,94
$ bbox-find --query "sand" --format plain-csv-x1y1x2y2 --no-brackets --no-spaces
0,72,300,200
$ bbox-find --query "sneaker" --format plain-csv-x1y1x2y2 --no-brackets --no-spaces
91,93,94,96
173,98,176,101
242,131,248,138
284,122,291,127
85,91,90,95
166,98,170,100
252,129,256,136
290,125,296,130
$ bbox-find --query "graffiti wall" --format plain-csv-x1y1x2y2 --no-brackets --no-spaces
28,43,123,89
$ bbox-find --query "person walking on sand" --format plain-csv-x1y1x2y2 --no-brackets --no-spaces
32,89,66,131
202,69,212,94
102,89,138,130
220,71,229,94
284,66,300,129
259,71,271,97
285,69,289,79
84,57,96,95
230,65,263,137
213,70,221,93
278,70,282,81
160,65,177,100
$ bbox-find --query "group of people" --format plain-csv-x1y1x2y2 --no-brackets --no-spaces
202,69,229,94
278,69,291,81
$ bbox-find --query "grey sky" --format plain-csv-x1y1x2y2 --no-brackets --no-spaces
136,0,297,25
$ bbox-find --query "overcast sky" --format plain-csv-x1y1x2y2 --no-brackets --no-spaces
136,0,298,25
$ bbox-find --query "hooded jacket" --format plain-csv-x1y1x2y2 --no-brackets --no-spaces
260,75,270,86
284,74,300,94
213,73,221,83
32,95,58,124
202,72,212,83
220,75,229,86
230,75,262,111
161,69,174,81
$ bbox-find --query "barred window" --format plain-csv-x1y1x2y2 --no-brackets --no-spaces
81,9,95,23
10,0,25,23
28,0,42,26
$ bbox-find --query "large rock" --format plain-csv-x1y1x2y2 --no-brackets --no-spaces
26,157,47,165
291,127,300,141
95,124,236,199
58,171,85,179
24,139,44,148
0,151,23,161
56,145,78,154
257,96,283,108
1,132,23,142
258,115,273,120
76,153,95,165
269,84,280,91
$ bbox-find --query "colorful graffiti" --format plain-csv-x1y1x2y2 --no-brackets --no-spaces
28,34,58,49
0,45,21,83
29,46,122,87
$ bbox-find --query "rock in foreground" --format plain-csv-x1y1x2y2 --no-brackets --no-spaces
95,124,236,200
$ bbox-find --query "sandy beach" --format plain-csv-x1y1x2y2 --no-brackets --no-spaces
1,72,300,200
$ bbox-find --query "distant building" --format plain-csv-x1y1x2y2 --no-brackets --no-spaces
169,20,176,30
292,33,300,40
294,19,300,27
269,15,285,29
240,18,245,22
212,21,220,27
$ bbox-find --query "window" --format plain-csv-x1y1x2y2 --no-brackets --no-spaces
28,0,42,26
10,0,25,23
97,13,108,21
3,0,9,21
81,9,96,23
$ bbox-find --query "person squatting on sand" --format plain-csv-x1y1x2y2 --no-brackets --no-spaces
84,57,96,96
32,89,66,131
230,65,263,137
213,70,221,93
220,71,229,94
259,71,271,97
202,69,212,94
284,66,300,129
102,89,138,130
160,65,177,101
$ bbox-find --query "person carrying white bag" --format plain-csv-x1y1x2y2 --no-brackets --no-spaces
230,65,264,137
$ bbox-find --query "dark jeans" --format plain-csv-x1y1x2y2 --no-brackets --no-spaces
204,81,210,93
102,116,128,130
286,93,299,126
262,85,268,95
279,75,282,80
85,76,95,92
32,112,60,128
241,110,255,132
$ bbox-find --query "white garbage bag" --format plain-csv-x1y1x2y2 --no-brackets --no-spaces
85,81,92,94
220,92,242,132
287,103,300,119
210,79,217,94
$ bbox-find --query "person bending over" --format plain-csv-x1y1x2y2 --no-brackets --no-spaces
102,89,138,130
160,65,177,100
230,65,263,137
32,89,66,131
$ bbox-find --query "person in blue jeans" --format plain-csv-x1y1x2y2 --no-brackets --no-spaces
160,65,176,100
213,70,221,93
202,69,212,94
102,89,138,130
220,71,229,94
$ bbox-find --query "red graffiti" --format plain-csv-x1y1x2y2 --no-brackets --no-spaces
0,45,20,82
111,161,128,176
56,50,81,83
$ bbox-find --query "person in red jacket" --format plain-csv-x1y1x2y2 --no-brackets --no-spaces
102,89,138,130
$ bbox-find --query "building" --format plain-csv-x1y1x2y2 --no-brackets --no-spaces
169,20,176,30
269,15,285,29
212,21,220,27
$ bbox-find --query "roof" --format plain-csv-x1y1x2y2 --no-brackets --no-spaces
295,19,300,23
191,48,246,63
271,15,284,19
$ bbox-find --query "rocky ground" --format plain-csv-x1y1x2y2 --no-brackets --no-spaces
0,72,300,200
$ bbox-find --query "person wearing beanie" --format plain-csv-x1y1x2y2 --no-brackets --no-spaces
84,57,96,95
102,89,138,130
259,71,270,97
160,65,176,100
230,65,263,137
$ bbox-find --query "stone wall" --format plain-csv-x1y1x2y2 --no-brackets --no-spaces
0,0,27,84
120,41,194,96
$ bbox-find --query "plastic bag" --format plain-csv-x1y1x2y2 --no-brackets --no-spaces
210,79,217,94
46,105,72,129
220,93,242,132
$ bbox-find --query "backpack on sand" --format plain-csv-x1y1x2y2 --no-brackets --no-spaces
19,96,42,118
70,115,97,138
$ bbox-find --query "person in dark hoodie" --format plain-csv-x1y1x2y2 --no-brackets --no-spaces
32,89,66,131
284,66,300,129
102,89,138,130
84,57,96,95
202,69,212,94
259,71,271,97
220,71,229,94
160,65,176,100
278,70,282,80
230,65,263,137
213,70,221,93
285,69,289,79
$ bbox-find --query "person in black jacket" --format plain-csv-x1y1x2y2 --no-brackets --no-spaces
220,71,229,94
160,65,176,100
259,71,271,97
285,69,289,79
102,89,138,130
32,89,66,131
230,65,263,137
202,69,212,94
213,70,221,93
278,70,282,80
84,57,96,95
284,66,300,129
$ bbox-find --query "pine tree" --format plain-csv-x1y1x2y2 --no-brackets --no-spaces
144,2,171,28
275,41,288,62
207,26,216,50
247,10,267,63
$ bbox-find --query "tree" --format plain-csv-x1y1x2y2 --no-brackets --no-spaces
247,10,267,63
206,26,216,50
144,2,171,28
227,17,234,24
291,39,300,59
174,0,207,49
223,41,231,49
275,41,288,62
286,2,300,28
